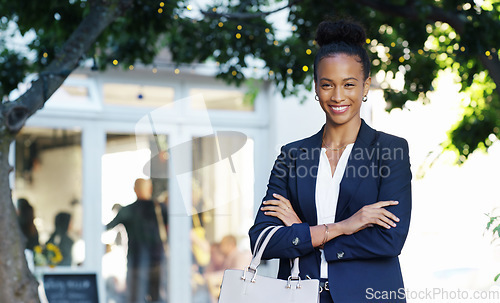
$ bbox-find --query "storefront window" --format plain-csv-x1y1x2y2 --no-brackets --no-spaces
103,83,175,108
189,88,254,111
102,133,169,303
14,128,84,267
190,132,254,302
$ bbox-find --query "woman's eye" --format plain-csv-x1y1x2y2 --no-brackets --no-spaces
345,83,355,88
321,83,332,88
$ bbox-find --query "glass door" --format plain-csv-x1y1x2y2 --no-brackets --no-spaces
101,132,169,303
189,131,255,303
14,127,84,268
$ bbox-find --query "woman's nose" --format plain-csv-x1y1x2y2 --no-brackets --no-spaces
330,88,344,102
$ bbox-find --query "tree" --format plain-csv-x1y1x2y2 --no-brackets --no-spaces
0,0,499,301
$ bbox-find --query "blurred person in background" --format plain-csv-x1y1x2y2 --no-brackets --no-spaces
17,198,39,252
106,178,168,303
204,235,251,302
46,212,74,266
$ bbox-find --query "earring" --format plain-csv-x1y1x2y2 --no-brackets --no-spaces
362,96,368,102
315,95,319,101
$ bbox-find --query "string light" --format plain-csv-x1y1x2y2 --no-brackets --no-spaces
485,50,491,56
160,2,164,7
187,4,193,10
129,65,134,70
366,39,371,44
113,59,118,65
237,25,242,30
152,67,158,73
174,68,180,74
218,22,224,27
212,7,217,12
265,28,270,33
460,46,465,52
269,70,274,76
306,49,312,55
390,42,396,47
43,52,48,58
158,8,163,13
236,33,241,39
273,40,278,46
287,68,293,74
302,65,308,72
232,70,237,76
418,49,424,55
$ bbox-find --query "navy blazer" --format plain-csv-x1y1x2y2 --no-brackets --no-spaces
249,119,412,303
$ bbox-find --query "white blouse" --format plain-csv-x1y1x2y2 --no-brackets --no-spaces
316,144,354,279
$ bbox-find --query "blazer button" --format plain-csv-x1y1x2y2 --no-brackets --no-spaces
337,251,344,259
292,237,300,246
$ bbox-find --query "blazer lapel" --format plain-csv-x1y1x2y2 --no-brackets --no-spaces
295,126,324,226
335,120,378,221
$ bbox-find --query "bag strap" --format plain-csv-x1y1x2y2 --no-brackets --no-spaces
252,225,276,256
249,226,282,270
249,226,300,279
290,257,299,279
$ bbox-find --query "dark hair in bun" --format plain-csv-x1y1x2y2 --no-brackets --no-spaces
314,19,371,81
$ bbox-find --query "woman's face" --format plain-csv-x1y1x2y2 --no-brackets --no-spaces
315,54,371,127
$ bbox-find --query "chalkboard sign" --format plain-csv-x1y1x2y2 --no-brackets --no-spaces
43,273,98,303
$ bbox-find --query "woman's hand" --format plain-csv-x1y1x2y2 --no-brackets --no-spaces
338,200,400,235
261,193,302,226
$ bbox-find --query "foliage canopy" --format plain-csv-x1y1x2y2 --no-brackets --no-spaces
1,0,499,162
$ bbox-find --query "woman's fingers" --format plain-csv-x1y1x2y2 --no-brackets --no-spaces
269,193,292,209
371,200,399,208
376,216,395,229
260,205,285,215
263,194,291,210
338,200,402,235
381,208,400,223
262,194,302,226
363,201,399,222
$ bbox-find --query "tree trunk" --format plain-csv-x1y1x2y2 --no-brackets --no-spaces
0,1,133,300
0,134,40,302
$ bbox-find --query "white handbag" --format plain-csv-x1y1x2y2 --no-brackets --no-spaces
218,226,320,303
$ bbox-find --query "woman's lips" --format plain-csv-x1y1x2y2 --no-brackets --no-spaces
330,105,349,114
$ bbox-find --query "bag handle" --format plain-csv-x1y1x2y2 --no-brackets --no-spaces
249,226,281,270
248,226,300,279
251,225,276,256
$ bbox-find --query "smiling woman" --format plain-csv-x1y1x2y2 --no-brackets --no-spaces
249,19,412,303
316,54,371,133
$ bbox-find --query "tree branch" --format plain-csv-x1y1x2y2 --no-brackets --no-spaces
202,0,301,20
1,0,133,133
479,52,500,92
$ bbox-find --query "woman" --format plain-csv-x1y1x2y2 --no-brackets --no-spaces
17,198,40,251
249,19,412,303
46,212,74,266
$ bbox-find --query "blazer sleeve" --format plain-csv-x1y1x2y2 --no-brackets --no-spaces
248,145,315,260
323,137,412,262
106,207,127,230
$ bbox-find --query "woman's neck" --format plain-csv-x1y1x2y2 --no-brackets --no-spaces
323,117,361,147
